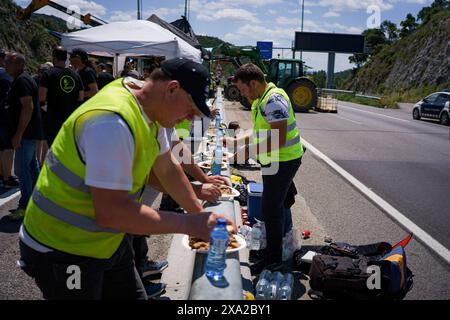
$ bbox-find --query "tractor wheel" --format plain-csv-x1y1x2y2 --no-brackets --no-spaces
286,78,318,112
240,96,251,110
224,84,241,101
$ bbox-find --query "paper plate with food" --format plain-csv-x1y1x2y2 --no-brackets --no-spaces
205,150,233,158
182,226,246,253
197,160,228,170
218,185,240,200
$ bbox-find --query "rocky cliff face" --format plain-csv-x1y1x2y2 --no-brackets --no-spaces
347,10,450,94
0,0,68,72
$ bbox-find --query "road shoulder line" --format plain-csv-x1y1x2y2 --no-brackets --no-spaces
301,138,450,265
0,190,20,208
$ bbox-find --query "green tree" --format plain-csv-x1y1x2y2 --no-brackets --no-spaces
380,20,399,43
311,70,326,89
348,28,386,68
349,53,369,69
417,0,450,25
400,13,419,38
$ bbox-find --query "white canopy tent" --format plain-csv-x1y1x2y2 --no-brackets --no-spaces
61,20,202,75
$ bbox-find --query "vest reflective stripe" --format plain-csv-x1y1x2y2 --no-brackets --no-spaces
256,121,298,139
46,149,143,201
252,82,303,164
32,189,120,234
46,150,90,193
284,135,301,148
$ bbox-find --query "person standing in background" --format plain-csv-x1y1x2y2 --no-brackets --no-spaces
0,48,18,189
39,46,84,147
4,53,43,220
69,48,98,101
96,63,114,90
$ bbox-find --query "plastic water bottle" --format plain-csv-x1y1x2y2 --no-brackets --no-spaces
255,269,272,300
278,273,294,300
267,271,284,300
205,218,229,281
211,144,223,176
215,114,221,129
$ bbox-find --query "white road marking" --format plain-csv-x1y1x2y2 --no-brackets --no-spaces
339,104,410,123
302,138,450,265
0,189,20,208
332,114,363,125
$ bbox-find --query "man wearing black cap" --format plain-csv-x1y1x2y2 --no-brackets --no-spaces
18,57,234,300
69,48,98,101
39,46,84,146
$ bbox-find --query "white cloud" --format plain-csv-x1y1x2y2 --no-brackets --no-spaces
323,11,341,18
388,0,430,4
276,16,299,25
109,11,135,22
308,0,394,12
197,8,259,23
324,22,362,33
53,0,106,16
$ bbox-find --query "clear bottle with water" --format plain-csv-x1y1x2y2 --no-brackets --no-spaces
278,273,294,300
205,218,229,281
211,144,223,176
267,271,284,300
215,114,221,129
255,269,272,300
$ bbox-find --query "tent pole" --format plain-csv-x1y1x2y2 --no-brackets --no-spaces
114,53,119,78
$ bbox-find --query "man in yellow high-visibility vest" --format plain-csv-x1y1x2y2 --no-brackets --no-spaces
18,57,234,300
227,63,303,274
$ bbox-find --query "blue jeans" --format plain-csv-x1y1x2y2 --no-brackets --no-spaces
14,139,40,209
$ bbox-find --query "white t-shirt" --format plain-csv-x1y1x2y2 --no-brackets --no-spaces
261,93,290,123
76,113,169,191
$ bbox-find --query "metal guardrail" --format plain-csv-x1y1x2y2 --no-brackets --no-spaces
188,88,245,300
319,88,381,101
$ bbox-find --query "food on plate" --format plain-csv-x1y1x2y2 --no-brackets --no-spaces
188,227,239,251
219,185,232,195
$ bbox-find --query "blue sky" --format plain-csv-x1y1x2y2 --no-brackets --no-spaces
14,0,433,71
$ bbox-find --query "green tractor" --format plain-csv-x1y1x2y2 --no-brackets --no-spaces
212,44,318,112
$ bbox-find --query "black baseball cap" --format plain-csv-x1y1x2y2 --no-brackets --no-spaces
161,57,211,118
70,48,89,63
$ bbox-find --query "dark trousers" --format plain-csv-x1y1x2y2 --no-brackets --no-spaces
19,235,147,300
261,157,302,265
132,235,149,278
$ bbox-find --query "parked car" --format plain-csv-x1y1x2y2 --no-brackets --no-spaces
412,91,450,125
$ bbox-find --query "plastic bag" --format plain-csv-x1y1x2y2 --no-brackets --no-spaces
250,219,266,250
282,229,302,261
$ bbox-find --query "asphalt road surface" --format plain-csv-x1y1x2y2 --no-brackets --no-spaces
226,100,450,299
297,101,450,249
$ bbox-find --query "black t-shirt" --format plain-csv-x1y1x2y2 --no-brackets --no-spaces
0,68,12,125
5,72,43,140
78,66,97,101
40,66,84,139
97,71,115,90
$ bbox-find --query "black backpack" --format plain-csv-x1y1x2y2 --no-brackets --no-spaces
307,236,414,300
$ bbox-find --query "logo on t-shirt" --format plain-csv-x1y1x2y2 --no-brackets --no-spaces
60,75,76,93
